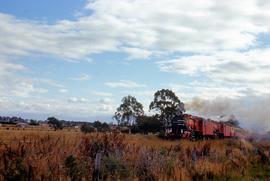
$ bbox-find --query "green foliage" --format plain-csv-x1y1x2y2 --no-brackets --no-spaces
248,163,270,180
102,155,131,179
158,130,166,139
80,123,95,134
1,152,26,181
130,124,140,133
47,117,63,130
149,89,185,126
93,121,109,132
137,115,162,134
114,95,144,125
64,155,82,181
29,119,39,126
4,159,26,181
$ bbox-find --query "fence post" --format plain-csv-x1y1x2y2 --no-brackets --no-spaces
93,152,102,181
192,148,197,165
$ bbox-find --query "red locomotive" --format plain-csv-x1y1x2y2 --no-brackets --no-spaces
165,114,236,140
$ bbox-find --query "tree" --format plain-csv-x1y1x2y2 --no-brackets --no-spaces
29,119,39,126
101,122,109,131
80,123,95,133
93,121,109,132
47,117,63,130
137,115,162,134
149,89,185,126
114,95,144,125
93,121,102,130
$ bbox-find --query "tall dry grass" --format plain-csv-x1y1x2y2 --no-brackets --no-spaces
0,129,269,181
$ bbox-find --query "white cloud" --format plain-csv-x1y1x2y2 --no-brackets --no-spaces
122,47,153,60
92,91,113,97
69,73,91,81
159,48,270,97
35,78,64,88
98,97,113,104
0,61,48,98
68,97,89,103
11,83,48,97
0,96,116,119
0,13,119,60
1,0,270,61
105,80,146,88
85,0,270,52
166,81,247,101
59,89,68,93
158,55,218,75
95,98,115,113
2,0,270,123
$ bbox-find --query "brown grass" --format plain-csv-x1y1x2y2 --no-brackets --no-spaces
0,129,269,181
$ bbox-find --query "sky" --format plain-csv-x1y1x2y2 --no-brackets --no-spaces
0,0,270,130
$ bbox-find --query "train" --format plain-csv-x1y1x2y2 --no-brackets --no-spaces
165,114,236,140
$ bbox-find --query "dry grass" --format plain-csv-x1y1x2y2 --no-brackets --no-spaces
0,129,269,181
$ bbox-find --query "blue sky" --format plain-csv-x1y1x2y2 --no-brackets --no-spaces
1,0,270,130
0,0,87,22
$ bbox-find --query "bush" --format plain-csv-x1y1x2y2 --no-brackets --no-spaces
80,124,95,134
102,154,131,180
158,130,166,139
93,121,109,132
2,157,26,180
64,155,82,181
137,116,162,134
29,120,39,126
47,117,63,130
131,125,140,134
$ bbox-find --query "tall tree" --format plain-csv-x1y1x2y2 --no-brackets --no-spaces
114,95,144,125
149,89,185,126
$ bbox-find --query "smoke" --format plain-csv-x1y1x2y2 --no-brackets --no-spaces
186,95,270,131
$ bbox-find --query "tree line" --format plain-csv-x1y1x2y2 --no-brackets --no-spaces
114,89,185,134
2,88,239,134
48,89,185,134
113,88,240,134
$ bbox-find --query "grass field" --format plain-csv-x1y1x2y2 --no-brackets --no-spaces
0,129,270,181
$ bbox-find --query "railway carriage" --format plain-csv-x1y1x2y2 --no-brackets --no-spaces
165,114,236,140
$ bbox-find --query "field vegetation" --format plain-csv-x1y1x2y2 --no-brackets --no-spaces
0,129,270,181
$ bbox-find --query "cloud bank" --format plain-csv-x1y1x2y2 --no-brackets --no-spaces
0,0,270,127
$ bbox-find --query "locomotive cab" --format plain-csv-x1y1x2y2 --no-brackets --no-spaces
165,115,188,138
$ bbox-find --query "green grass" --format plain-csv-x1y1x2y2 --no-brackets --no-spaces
248,163,270,180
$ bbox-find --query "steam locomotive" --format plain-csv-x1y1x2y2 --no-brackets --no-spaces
165,114,236,140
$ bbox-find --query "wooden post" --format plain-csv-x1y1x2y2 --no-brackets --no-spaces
93,152,102,181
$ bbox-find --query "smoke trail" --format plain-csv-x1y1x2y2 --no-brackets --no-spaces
186,96,270,131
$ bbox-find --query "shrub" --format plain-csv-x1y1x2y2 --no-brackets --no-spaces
80,123,95,134
137,116,162,134
2,157,26,181
64,155,82,181
102,154,131,180
29,120,39,126
0,144,26,181
47,117,63,130
158,130,166,139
